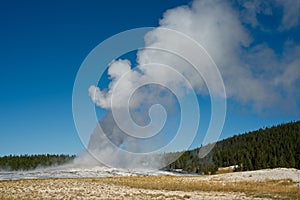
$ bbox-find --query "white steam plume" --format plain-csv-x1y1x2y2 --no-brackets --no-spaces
81,0,300,168
90,0,300,113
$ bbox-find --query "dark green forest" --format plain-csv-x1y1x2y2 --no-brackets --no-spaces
1,120,299,172
166,120,300,174
0,154,75,171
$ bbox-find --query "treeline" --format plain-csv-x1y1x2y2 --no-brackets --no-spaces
0,154,75,171
166,120,300,174
1,121,299,173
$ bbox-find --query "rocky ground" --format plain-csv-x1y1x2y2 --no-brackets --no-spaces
0,168,299,199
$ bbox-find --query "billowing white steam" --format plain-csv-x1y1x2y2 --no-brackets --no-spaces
78,0,300,168
90,0,300,113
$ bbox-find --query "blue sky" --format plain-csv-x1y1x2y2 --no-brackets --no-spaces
0,0,299,156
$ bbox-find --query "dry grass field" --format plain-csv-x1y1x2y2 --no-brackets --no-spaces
0,168,299,199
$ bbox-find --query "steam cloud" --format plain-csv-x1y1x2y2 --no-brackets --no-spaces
78,0,300,168
90,0,300,113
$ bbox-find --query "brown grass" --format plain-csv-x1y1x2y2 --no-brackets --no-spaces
98,176,300,199
0,176,299,199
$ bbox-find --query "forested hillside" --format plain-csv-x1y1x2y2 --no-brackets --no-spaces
166,120,300,174
1,121,299,172
0,154,75,171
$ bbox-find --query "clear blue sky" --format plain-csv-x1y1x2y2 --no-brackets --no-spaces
0,0,299,156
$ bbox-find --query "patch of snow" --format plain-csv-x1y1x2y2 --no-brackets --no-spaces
204,168,300,183
0,166,180,180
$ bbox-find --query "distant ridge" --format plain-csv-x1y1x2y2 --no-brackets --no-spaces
166,120,300,174
1,121,299,173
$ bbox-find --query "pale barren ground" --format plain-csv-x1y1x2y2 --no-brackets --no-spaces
0,168,299,199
